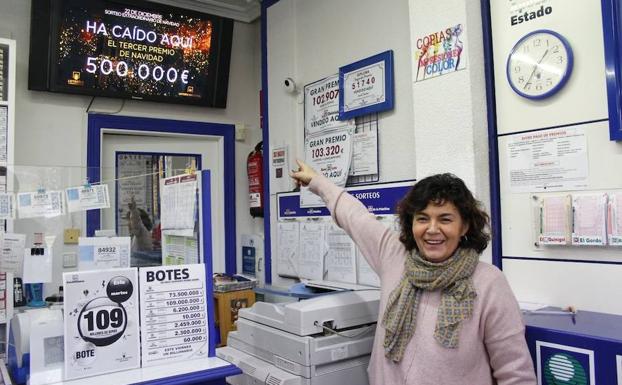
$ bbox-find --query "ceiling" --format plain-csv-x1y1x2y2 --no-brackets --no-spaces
149,0,261,23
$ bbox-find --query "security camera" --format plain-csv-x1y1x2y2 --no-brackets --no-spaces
284,77,297,93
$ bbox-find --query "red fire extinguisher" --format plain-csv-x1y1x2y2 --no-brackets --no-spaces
247,141,264,217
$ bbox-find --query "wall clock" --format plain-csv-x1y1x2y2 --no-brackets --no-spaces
506,29,573,100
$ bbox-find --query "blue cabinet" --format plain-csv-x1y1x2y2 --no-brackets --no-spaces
524,310,622,384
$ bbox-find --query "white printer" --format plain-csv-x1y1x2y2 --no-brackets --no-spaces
217,287,380,385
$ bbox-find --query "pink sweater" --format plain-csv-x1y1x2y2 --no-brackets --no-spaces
309,175,536,385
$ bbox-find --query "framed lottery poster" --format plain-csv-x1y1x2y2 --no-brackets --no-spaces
339,50,394,120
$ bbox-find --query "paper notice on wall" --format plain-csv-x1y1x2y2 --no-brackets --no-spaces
349,125,379,176
356,248,380,287
63,268,140,379
160,173,197,235
571,194,607,246
0,233,25,276
277,221,300,277
0,106,7,164
325,223,356,284
302,126,354,207
139,264,209,367
298,222,326,280
506,127,588,193
270,144,291,193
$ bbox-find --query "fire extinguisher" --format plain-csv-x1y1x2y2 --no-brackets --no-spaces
247,141,264,217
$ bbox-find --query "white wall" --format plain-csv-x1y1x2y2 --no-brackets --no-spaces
490,0,622,314
266,0,491,285
0,0,262,294
266,0,416,286
409,0,491,262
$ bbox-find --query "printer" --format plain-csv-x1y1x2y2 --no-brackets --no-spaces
8,308,64,384
217,287,380,385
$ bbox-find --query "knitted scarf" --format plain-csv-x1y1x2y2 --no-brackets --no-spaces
381,247,479,363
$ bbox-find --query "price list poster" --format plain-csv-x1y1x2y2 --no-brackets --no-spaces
63,268,140,380
139,264,209,367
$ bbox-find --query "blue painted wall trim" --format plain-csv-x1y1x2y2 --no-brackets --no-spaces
602,0,622,140
201,170,217,357
480,0,503,270
261,0,280,284
86,113,237,274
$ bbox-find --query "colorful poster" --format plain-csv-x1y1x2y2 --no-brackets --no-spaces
63,268,140,379
139,264,209,367
414,24,466,82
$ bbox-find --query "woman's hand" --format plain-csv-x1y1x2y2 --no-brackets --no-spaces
289,159,318,187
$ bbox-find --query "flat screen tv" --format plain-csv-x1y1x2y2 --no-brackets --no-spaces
29,0,234,107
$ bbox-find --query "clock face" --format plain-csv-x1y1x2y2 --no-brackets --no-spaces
506,30,573,99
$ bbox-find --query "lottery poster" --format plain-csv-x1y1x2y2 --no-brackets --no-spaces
63,268,140,380
139,263,209,367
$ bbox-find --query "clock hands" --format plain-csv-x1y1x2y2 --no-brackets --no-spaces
524,48,549,90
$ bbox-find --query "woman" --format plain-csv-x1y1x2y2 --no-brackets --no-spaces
290,160,536,385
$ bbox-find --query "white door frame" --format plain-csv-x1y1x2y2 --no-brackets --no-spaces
86,113,237,274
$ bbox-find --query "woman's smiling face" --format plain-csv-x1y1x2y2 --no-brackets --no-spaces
411,200,469,263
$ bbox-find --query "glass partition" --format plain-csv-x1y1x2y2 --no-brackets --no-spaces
5,163,205,298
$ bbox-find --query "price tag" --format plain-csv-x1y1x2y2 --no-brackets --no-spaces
139,264,209,367
63,268,140,380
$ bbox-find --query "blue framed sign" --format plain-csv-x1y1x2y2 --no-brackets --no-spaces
277,180,414,220
601,0,622,140
339,50,394,120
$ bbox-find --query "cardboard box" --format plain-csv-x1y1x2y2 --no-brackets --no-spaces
213,289,255,346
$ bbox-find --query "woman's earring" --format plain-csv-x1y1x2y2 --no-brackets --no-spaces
461,235,468,244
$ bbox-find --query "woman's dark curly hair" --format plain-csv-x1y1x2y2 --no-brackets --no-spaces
397,173,490,253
